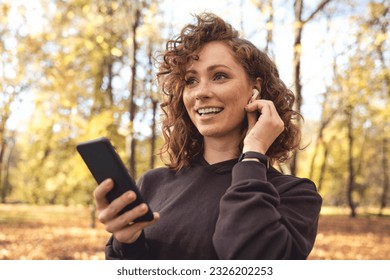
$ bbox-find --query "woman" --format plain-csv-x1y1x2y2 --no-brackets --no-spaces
94,13,322,259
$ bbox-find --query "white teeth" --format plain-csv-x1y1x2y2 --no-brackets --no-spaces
197,107,223,115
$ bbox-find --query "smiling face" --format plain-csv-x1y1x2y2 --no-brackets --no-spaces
183,41,254,143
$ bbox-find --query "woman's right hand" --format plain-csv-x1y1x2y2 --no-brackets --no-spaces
93,178,159,244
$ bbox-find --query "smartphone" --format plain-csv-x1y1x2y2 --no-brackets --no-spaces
76,137,154,223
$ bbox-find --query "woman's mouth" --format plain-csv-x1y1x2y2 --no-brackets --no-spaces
197,107,224,116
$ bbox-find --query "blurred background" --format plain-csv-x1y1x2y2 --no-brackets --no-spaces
0,0,389,259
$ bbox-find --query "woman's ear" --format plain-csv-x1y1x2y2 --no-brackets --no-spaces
255,77,262,96
251,77,262,99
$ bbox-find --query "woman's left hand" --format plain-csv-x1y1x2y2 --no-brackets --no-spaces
243,99,285,154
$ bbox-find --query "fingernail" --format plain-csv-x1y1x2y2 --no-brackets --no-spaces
103,178,112,187
126,191,135,200
139,203,147,212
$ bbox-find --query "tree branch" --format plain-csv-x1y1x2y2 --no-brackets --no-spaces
303,0,332,24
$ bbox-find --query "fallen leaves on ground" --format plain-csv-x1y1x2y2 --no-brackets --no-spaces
309,215,390,259
0,204,109,260
0,204,389,260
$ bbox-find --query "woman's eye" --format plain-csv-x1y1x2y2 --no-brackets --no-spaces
185,77,197,86
214,72,228,80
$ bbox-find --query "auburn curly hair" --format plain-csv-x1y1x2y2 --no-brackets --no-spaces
157,13,301,171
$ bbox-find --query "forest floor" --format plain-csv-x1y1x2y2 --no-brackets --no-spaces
0,204,389,260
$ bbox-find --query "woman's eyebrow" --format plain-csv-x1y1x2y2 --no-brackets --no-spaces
185,64,233,75
207,64,232,71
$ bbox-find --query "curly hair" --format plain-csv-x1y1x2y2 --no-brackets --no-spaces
157,13,301,171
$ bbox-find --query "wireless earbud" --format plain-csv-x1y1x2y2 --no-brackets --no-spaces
252,88,260,100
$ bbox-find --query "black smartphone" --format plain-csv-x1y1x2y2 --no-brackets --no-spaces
76,137,153,223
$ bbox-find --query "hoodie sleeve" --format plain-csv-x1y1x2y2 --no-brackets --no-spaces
213,160,322,259
105,232,149,260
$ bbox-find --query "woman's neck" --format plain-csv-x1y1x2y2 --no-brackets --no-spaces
203,136,240,165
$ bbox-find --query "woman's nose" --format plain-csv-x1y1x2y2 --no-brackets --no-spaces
194,82,212,100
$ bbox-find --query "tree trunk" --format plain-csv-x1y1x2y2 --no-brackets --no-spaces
374,6,389,215
0,103,12,203
256,0,274,55
150,99,158,169
346,108,356,217
317,136,333,193
0,139,6,203
291,0,304,176
1,133,15,204
265,0,274,55
379,137,389,215
309,123,325,180
291,0,333,175
127,6,142,178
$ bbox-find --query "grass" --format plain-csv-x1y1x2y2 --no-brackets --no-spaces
0,204,389,260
